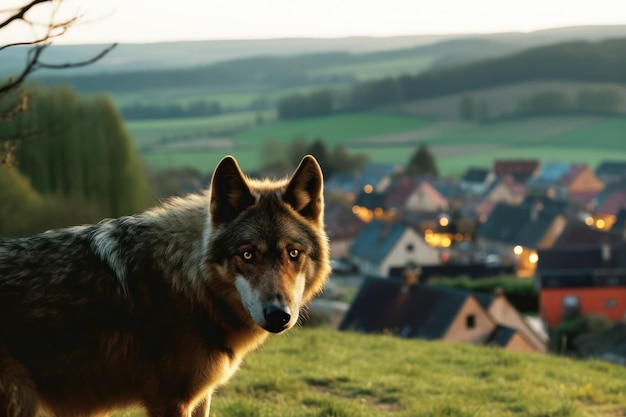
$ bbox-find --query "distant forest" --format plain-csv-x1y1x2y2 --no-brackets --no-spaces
279,39,626,119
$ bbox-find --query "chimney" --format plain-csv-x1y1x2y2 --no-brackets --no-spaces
401,264,422,293
601,237,611,262
530,200,543,222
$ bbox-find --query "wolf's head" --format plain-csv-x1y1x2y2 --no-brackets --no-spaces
208,155,331,333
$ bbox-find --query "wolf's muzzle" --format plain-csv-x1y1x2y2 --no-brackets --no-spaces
263,303,291,333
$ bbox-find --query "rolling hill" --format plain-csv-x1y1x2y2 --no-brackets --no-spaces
4,24,626,77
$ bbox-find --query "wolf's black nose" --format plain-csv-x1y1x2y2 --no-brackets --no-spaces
263,303,291,333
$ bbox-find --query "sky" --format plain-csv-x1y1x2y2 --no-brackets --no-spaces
3,0,626,45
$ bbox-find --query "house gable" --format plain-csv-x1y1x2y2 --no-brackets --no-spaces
565,167,604,194
442,296,496,345
350,221,440,277
379,227,441,275
405,181,448,212
487,296,547,352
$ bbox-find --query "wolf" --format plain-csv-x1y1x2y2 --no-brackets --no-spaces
0,155,330,417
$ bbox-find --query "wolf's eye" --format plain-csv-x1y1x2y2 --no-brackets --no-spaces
242,251,254,262
288,249,300,259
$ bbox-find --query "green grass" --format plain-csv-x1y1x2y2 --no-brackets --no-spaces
235,112,432,145
114,328,626,417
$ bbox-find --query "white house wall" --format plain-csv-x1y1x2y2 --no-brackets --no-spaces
380,228,441,276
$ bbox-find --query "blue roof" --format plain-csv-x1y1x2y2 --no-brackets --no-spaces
359,163,398,189
527,162,571,186
350,220,408,265
492,326,518,347
325,172,359,193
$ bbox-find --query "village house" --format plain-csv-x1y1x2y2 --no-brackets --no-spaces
324,203,366,260
493,159,539,183
476,198,568,276
339,277,545,353
536,238,626,329
589,180,626,231
385,177,449,213
526,162,604,206
595,160,626,185
324,172,360,201
349,220,440,277
459,167,496,195
358,162,402,193
462,175,528,222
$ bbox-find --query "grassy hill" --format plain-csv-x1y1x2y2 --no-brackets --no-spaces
115,328,626,417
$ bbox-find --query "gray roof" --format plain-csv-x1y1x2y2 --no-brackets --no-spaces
477,202,560,248
340,278,480,340
350,220,408,265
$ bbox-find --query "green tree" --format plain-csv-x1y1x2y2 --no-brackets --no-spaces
528,91,570,114
407,144,438,177
0,167,42,236
577,89,621,113
459,93,476,121
1,85,154,218
1,0,115,164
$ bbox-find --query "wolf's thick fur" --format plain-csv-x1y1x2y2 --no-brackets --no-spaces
0,155,330,417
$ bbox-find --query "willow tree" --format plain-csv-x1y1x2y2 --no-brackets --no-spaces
1,85,154,217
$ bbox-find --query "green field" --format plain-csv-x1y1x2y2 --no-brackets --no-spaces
126,110,277,149
235,112,433,144
134,112,626,176
115,328,626,417
309,55,437,80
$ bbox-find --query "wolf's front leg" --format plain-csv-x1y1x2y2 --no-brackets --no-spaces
191,392,211,417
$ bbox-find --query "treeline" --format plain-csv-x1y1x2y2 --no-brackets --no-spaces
279,38,626,119
259,137,369,179
459,88,623,122
0,86,154,237
121,100,223,120
37,53,353,94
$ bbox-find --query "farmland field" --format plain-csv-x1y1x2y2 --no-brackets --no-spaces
126,110,277,149
134,111,626,176
234,112,433,145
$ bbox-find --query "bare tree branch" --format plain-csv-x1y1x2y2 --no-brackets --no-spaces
38,42,118,69
0,0,117,166
0,0,50,31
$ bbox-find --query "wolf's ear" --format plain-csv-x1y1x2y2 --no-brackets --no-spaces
284,155,324,224
210,156,255,227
